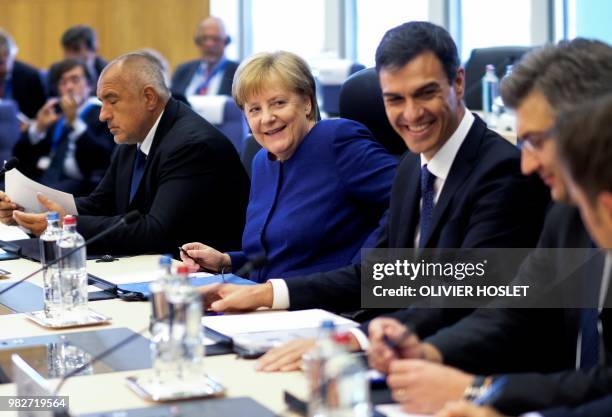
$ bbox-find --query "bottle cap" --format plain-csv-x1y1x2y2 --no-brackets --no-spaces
320,320,336,330
159,255,172,265
46,211,59,221
63,215,76,225
176,265,189,275
333,333,351,345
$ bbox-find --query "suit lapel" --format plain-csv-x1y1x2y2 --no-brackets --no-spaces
395,154,422,247
420,116,485,248
127,99,180,209
117,145,136,211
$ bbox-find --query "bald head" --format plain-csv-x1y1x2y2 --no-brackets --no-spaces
97,52,171,145
194,16,229,65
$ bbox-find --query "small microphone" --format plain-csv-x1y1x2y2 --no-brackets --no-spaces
0,157,19,176
0,210,140,296
234,253,267,277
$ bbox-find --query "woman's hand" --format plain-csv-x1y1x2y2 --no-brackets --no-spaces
179,242,231,273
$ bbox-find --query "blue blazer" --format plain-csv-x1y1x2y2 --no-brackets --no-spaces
171,59,239,97
227,118,398,282
285,114,549,311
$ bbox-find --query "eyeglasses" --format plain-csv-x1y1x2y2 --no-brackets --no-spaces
516,127,554,152
194,35,225,45
58,75,86,87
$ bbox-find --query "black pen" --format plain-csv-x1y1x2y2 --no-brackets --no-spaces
383,329,412,353
178,246,196,262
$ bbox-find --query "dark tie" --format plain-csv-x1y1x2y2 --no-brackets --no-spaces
130,148,146,202
580,307,600,370
40,120,71,186
419,164,436,248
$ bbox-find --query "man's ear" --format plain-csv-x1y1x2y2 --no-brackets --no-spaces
599,191,612,229
454,67,465,100
143,85,159,110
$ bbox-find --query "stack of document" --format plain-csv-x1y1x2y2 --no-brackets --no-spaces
203,309,358,352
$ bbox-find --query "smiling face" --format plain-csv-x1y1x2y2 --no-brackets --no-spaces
379,51,464,160
243,80,315,161
97,65,154,145
515,90,568,202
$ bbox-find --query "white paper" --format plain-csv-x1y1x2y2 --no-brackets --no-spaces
375,404,432,417
202,309,358,337
5,169,78,215
0,223,29,241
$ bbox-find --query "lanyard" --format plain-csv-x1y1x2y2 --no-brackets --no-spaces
195,58,228,94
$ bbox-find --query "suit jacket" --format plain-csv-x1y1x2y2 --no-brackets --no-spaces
75,98,250,256
425,204,612,415
171,58,239,97
285,114,549,314
13,103,114,195
540,395,612,417
8,60,47,119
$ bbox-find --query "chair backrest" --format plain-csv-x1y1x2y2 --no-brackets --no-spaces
463,46,532,110
188,95,249,153
0,101,21,163
338,67,406,156
317,61,365,117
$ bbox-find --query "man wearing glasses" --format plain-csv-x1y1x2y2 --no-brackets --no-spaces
171,16,239,97
13,58,114,195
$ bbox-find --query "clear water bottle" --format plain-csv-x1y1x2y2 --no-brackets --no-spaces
150,255,174,382
40,212,62,318
165,265,205,382
481,64,499,126
56,215,88,322
306,320,338,417
322,333,372,417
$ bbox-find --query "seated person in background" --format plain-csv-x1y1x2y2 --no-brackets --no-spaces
0,28,46,119
48,25,107,96
0,52,249,256
13,58,114,195
171,16,239,97
180,51,398,281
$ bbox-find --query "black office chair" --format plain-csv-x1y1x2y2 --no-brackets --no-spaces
339,67,406,156
463,46,532,110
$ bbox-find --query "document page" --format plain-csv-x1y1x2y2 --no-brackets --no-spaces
5,169,78,215
202,309,358,337
0,223,30,241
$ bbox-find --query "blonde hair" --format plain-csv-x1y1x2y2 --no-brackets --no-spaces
232,51,319,121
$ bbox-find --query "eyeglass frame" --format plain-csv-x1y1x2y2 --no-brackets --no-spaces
516,127,555,152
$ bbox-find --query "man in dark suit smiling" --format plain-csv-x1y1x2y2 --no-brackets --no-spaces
0,51,249,256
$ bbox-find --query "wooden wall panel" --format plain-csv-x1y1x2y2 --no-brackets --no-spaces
0,0,209,71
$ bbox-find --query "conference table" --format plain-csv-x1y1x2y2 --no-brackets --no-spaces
0,255,309,416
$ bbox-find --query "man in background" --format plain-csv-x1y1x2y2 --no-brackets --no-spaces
0,28,46,119
13,58,114,195
171,16,239,97
48,25,107,96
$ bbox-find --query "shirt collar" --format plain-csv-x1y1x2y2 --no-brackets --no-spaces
420,109,474,181
139,111,164,156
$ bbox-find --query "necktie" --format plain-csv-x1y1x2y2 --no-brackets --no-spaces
580,307,600,370
419,164,436,248
130,149,146,202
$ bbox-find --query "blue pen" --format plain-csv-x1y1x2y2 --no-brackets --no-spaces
474,376,508,405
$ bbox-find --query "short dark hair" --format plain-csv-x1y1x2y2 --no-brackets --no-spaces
375,21,460,83
61,25,97,51
50,58,93,89
501,38,612,113
556,93,612,201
